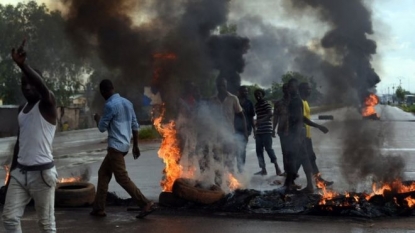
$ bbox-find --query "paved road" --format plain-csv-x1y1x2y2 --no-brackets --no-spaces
1,105,415,232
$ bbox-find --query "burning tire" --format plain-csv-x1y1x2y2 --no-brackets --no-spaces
55,182,95,207
158,191,188,207
172,178,225,205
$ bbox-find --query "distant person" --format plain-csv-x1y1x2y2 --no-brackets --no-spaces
254,89,282,177
283,78,314,193
298,82,332,187
2,39,58,232
210,77,247,183
235,86,255,173
91,79,156,219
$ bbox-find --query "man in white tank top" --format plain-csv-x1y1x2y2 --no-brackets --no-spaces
2,40,58,233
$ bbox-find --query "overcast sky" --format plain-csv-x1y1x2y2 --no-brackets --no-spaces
1,0,414,93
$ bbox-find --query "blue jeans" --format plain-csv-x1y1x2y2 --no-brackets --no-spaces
2,167,57,233
255,133,277,169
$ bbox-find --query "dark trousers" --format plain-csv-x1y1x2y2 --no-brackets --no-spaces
284,133,313,187
235,132,248,173
255,133,277,169
306,138,319,175
93,148,150,211
278,134,289,173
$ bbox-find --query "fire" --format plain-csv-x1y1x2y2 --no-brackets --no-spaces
58,176,82,183
318,179,415,209
4,165,10,185
316,178,338,205
227,173,241,191
153,53,177,60
362,93,379,117
405,197,415,208
153,112,183,192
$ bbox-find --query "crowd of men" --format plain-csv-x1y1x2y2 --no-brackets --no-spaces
2,39,332,232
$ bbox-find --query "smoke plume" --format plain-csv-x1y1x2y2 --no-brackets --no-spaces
61,0,246,115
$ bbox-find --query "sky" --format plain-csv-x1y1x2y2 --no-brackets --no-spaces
0,0,414,94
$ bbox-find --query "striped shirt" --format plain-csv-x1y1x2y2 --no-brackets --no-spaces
98,93,139,153
255,99,273,134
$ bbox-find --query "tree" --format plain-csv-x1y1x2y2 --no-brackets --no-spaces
0,1,90,106
395,86,408,102
219,24,237,35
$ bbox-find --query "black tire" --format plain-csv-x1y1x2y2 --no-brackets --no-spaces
55,182,95,207
172,178,225,205
158,191,188,207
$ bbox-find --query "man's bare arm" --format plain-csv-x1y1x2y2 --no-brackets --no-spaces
303,116,329,134
12,39,55,106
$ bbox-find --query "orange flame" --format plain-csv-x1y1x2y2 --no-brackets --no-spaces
4,165,10,185
319,179,415,208
228,173,241,191
405,196,415,208
362,94,379,117
58,177,82,183
316,177,339,205
153,111,183,192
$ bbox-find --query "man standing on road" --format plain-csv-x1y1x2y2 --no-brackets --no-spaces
283,78,314,193
210,77,247,183
298,82,333,187
254,89,282,177
235,86,255,173
273,84,290,176
2,39,58,233
91,79,156,219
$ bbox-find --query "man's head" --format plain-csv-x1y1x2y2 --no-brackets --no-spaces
216,77,227,95
299,82,311,99
287,78,299,95
99,79,115,100
21,70,42,103
282,83,288,96
238,85,248,99
254,89,265,101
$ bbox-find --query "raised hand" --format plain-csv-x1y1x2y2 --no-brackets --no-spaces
11,39,27,66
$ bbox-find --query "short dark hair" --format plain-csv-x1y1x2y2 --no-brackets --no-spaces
216,76,227,86
239,85,247,91
254,88,265,96
288,78,298,86
299,82,309,92
99,79,114,93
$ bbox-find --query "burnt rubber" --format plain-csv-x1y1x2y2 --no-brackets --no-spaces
55,182,95,207
158,191,188,207
172,178,225,205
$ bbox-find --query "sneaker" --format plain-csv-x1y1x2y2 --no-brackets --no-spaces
90,210,107,217
254,170,267,176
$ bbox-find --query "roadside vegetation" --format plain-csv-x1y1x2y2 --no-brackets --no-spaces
138,126,161,140
400,104,415,113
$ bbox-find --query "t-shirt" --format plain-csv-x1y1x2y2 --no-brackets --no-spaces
211,92,243,133
274,97,289,135
288,94,304,135
255,99,273,135
302,100,311,138
234,98,255,135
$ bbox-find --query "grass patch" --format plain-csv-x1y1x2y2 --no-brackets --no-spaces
400,105,415,113
138,126,160,140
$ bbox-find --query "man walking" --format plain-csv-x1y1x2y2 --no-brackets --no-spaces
298,82,333,187
91,79,156,219
235,86,255,173
2,39,58,233
254,89,282,176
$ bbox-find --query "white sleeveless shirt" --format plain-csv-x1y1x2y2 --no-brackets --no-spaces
18,101,56,166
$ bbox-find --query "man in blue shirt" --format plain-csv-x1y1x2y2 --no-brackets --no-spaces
90,79,156,219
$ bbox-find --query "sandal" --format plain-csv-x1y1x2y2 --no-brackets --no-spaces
136,202,157,219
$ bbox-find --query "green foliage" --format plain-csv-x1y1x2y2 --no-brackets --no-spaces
138,126,160,140
0,1,90,105
219,24,237,35
395,86,408,102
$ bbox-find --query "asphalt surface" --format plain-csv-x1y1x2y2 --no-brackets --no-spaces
1,105,415,232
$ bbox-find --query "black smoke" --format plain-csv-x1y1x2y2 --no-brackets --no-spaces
61,0,248,116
